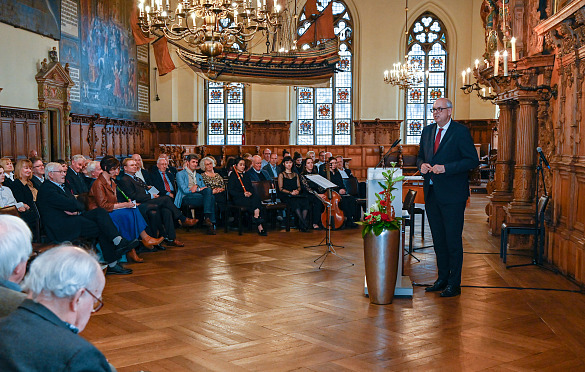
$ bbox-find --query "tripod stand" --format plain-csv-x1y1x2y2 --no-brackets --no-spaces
304,191,354,269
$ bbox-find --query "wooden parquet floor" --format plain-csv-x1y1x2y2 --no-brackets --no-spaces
84,195,585,371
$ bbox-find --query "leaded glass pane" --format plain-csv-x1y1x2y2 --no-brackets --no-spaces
297,104,314,119
316,88,332,103
335,103,351,119
209,89,223,104
405,13,448,146
335,120,351,135
296,0,352,145
206,81,244,145
317,104,332,119
299,120,313,135
428,88,444,102
208,104,224,119
298,88,313,103
336,88,350,103
209,120,224,134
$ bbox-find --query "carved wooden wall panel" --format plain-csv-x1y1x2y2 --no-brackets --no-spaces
353,119,401,145
0,107,42,160
459,119,498,148
535,2,585,284
244,120,290,145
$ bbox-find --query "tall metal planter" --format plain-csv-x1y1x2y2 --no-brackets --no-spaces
363,229,400,305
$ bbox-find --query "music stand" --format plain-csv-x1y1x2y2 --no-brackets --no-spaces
304,175,354,269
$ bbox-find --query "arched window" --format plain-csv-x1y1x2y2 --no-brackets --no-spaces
296,0,353,145
205,82,245,145
405,13,447,145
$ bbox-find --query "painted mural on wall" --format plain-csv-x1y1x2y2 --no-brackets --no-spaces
60,0,148,120
0,0,60,39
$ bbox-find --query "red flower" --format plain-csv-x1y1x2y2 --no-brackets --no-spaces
380,200,387,207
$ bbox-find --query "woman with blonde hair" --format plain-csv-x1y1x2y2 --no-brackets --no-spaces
8,159,40,240
0,158,15,187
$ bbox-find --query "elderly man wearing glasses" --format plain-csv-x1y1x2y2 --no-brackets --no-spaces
0,245,113,371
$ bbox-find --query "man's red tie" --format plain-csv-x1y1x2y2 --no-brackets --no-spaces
434,127,443,154
163,174,171,193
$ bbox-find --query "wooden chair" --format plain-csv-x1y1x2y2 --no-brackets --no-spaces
401,189,419,262
345,177,367,220
252,180,290,231
224,179,251,236
500,195,550,265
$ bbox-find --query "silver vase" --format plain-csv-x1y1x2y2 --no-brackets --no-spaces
363,229,400,305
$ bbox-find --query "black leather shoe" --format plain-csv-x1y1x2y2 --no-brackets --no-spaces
203,217,214,227
425,279,448,292
106,263,133,275
440,285,461,297
257,228,267,236
154,244,166,251
115,238,139,257
207,225,217,235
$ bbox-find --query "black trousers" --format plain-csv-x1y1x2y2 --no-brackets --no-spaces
79,208,121,264
424,186,467,287
139,196,183,240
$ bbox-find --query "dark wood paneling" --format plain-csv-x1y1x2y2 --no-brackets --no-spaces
244,120,290,145
354,119,401,145
0,106,43,160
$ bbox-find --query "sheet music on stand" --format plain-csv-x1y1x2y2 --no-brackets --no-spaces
305,174,338,189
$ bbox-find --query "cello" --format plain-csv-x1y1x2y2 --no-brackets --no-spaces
320,160,345,230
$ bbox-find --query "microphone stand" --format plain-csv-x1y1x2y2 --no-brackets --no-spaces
375,144,401,168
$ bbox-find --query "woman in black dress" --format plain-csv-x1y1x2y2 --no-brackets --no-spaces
278,156,310,232
227,157,267,236
9,159,40,240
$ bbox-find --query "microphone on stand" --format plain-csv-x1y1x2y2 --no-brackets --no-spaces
375,139,402,168
536,147,551,169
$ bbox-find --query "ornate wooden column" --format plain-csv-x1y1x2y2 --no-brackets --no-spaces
487,102,516,235
505,97,539,225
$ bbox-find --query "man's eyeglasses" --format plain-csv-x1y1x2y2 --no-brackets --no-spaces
84,288,104,313
33,164,45,168
49,170,66,174
430,107,450,113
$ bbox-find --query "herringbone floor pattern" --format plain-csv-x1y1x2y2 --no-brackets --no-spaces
84,195,585,371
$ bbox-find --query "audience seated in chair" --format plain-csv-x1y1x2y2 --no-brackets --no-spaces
84,160,102,189
0,158,15,189
0,246,113,371
149,156,176,199
65,155,90,195
262,153,280,179
118,158,195,247
89,156,164,262
228,157,267,236
247,155,271,181
200,156,227,227
8,159,41,241
0,215,31,317
278,156,310,232
174,154,216,235
0,165,29,215
36,162,139,275
261,148,272,168
131,154,153,185
30,157,45,190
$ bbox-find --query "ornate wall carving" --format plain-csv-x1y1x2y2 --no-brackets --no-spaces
244,120,290,145
353,119,401,145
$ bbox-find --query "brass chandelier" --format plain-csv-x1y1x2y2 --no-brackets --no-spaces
137,0,284,57
382,0,425,90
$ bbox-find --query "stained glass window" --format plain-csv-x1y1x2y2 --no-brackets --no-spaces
206,82,245,145
296,0,353,145
405,13,448,145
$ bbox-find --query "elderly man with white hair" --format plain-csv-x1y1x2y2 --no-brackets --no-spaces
37,162,139,275
0,245,112,371
0,215,32,317
84,160,102,189
65,154,89,195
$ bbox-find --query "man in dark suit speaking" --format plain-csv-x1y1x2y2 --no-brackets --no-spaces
417,98,479,298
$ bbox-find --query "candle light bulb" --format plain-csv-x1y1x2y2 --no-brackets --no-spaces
462,70,466,86
511,36,517,61
482,87,486,97
466,67,471,85
503,50,508,76
475,59,480,70
494,51,500,76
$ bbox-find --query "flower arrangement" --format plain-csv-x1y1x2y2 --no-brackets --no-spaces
357,166,404,238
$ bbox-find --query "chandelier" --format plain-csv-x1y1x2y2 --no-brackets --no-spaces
137,0,284,57
382,0,425,90
383,61,424,90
